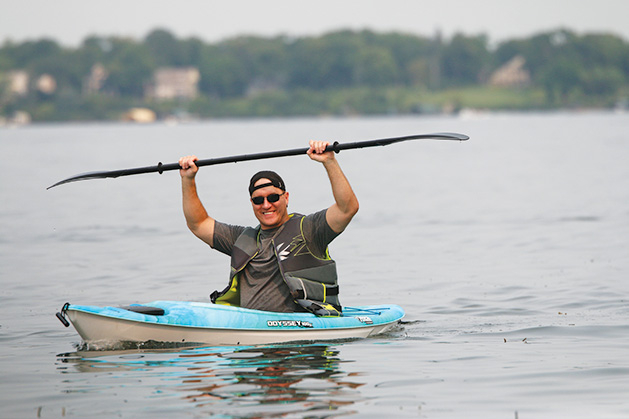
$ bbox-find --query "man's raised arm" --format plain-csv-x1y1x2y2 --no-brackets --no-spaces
307,141,359,233
180,155,216,247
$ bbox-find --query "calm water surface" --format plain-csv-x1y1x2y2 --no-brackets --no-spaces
1,112,628,418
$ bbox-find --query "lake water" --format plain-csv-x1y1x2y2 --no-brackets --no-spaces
1,112,628,418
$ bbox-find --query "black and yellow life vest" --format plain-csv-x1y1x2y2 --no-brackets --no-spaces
210,213,342,316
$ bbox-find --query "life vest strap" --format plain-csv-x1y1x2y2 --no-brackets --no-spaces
291,285,339,300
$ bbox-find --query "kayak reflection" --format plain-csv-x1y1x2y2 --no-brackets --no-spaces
57,343,365,416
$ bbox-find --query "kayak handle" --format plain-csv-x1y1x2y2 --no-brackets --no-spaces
56,302,70,327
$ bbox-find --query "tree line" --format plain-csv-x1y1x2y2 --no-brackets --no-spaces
1,28,628,121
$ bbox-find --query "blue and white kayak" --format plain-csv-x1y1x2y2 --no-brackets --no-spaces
57,301,405,346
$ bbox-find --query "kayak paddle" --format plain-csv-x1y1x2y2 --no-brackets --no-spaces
47,132,469,189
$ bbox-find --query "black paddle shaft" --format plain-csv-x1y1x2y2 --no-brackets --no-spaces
47,132,469,189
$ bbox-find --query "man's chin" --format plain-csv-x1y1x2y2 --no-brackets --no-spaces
257,214,277,227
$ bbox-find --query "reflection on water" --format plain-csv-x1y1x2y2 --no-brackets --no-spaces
57,343,364,417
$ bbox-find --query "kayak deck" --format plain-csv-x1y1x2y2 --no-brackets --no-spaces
60,301,405,347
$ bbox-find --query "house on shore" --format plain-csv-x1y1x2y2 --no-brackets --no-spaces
146,67,200,100
488,56,530,88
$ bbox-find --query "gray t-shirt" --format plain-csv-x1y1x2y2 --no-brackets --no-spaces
211,210,339,312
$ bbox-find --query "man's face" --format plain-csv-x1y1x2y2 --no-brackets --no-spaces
250,179,290,230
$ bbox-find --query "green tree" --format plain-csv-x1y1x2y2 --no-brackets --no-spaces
80,36,109,65
354,46,399,86
103,38,155,97
179,37,206,68
364,31,433,85
581,66,624,97
220,36,288,81
9,39,62,69
441,33,490,86
145,29,186,66
539,58,582,102
0,41,17,71
198,45,248,98
288,31,364,89
578,34,628,69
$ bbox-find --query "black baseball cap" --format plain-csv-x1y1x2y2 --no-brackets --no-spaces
248,170,286,196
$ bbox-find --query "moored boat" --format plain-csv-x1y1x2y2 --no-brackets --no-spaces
57,301,405,347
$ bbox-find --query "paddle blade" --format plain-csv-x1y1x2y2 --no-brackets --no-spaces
47,171,113,190
433,132,469,141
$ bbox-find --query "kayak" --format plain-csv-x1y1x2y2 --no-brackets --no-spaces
56,301,405,346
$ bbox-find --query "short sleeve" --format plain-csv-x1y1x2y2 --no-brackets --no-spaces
211,221,247,256
301,209,340,258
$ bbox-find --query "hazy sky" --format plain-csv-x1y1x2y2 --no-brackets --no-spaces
1,0,628,47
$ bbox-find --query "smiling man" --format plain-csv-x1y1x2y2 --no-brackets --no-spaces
178,140,359,316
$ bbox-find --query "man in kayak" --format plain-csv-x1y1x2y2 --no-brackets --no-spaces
179,140,359,316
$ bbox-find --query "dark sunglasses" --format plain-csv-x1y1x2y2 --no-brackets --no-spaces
251,193,284,205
